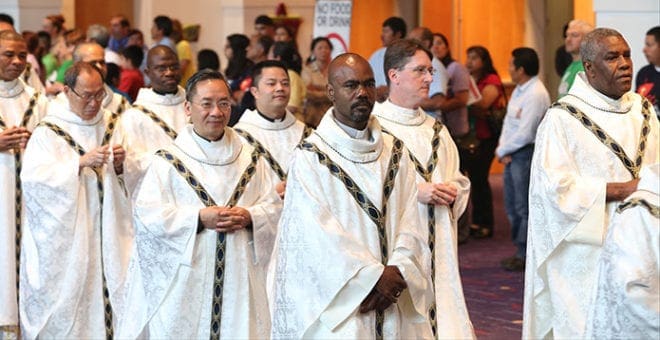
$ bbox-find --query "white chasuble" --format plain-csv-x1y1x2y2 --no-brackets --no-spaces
234,108,309,180
374,100,474,339
118,125,281,339
523,73,659,339
0,79,48,330
268,111,433,339
19,100,133,339
116,86,188,195
585,164,659,339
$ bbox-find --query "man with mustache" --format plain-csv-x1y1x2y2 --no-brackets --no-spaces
373,39,473,339
524,28,659,339
117,45,187,194
0,30,48,339
234,60,311,198
118,69,281,339
269,53,432,338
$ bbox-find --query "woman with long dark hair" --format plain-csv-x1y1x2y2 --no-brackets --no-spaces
464,45,506,238
224,34,253,104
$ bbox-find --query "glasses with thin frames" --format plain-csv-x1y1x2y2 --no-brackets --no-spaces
193,100,232,112
70,87,105,102
401,65,435,77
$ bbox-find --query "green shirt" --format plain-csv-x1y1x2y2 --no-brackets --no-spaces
558,60,583,98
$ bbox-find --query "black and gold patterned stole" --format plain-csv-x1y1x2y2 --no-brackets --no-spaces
133,104,178,140
299,137,403,340
22,63,31,84
383,120,443,336
155,147,260,340
234,125,314,182
616,197,660,218
551,99,653,178
0,92,38,310
38,117,117,339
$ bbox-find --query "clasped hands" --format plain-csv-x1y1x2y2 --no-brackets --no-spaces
417,182,457,206
359,265,407,313
199,206,252,233
79,145,125,174
0,126,30,152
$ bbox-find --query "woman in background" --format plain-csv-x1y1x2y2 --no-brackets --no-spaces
224,34,253,106
301,37,333,127
464,45,505,239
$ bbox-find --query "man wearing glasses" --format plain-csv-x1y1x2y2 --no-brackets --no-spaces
234,60,311,199
118,69,281,339
19,62,133,339
373,39,474,339
68,42,129,114
118,45,187,195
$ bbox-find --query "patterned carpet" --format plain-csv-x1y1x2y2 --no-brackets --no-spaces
458,174,525,339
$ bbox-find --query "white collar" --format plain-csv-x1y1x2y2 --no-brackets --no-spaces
173,125,243,166
0,78,25,98
313,107,383,163
238,108,297,130
373,99,428,126
47,98,104,126
135,86,186,106
565,72,634,114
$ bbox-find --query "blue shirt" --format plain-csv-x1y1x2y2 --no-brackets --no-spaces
496,76,550,158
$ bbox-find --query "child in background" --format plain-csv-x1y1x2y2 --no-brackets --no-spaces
118,45,144,102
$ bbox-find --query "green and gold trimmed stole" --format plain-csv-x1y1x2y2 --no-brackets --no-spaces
0,92,39,311
155,147,260,340
134,105,178,140
39,113,120,340
299,137,403,340
551,99,652,178
234,125,313,181
383,120,444,336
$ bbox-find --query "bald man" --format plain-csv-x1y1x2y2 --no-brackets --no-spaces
57,42,129,115
117,45,187,194
269,53,432,339
558,19,594,97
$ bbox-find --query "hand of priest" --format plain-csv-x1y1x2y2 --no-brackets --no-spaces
275,181,286,199
359,289,395,313
216,206,253,232
374,265,407,303
79,145,110,171
0,126,30,152
111,145,125,174
434,182,458,206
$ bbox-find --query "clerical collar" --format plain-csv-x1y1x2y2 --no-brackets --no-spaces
375,100,426,126
0,78,24,98
152,88,178,96
257,109,285,123
192,128,224,143
332,113,371,140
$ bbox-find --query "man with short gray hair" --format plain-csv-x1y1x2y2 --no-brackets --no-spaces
86,24,121,65
524,28,659,339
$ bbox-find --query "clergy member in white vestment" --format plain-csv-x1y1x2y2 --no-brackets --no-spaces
374,39,473,339
19,62,133,339
116,45,188,194
523,28,660,339
0,31,48,339
74,42,129,114
234,60,311,198
269,53,433,339
585,163,660,339
118,69,282,339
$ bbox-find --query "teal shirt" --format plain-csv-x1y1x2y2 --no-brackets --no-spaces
558,60,583,98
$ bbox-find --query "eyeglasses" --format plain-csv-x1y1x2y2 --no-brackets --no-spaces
152,64,181,73
193,100,232,112
70,87,105,102
402,65,435,77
